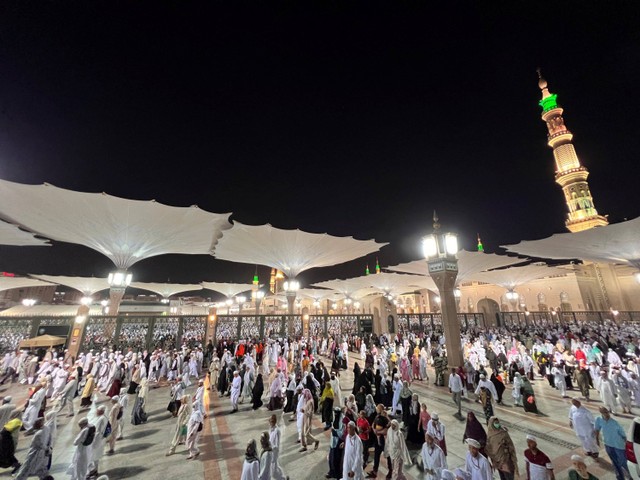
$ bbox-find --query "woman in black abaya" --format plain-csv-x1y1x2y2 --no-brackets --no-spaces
251,373,264,410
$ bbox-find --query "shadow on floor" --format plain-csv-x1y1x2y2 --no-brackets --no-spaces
117,442,155,454
101,465,148,478
124,428,160,439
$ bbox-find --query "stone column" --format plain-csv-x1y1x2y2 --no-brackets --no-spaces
68,304,90,361
109,286,126,316
430,267,463,369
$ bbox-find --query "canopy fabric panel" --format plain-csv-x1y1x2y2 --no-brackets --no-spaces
387,250,526,284
214,222,387,278
297,288,335,300
201,282,254,298
130,282,203,298
502,217,640,269
312,277,374,296
0,179,232,269
0,277,55,293
467,263,564,290
30,274,110,296
366,272,427,293
0,220,50,246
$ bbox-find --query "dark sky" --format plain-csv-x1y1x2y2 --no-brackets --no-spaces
0,1,639,291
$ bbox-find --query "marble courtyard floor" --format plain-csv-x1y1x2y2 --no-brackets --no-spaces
0,357,629,479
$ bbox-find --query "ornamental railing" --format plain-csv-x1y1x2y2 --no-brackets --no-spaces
498,310,640,327
396,313,485,333
0,313,375,352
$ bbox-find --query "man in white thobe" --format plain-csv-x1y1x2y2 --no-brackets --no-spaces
66,418,92,480
295,387,305,441
343,421,364,480
230,370,242,413
599,371,618,413
14,417,51,480
464,438,492,480
268,414,287,480
89,406,109,476
55,375,78,417
421,433,448,480
569,399,599,457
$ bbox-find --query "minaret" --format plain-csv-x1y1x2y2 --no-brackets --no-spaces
537,69,608,232
365,264,370,276
375,258,381,274
477,234,484,252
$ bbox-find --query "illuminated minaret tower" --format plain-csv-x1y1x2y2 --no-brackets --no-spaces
537,69,608,232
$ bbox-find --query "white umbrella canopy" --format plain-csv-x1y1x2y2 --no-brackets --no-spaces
0,179,232,269
201,282,254,298
312,277,374,297
387,250,527,284
297,288,336,300
502,216,640,269
466,263,566,290
0,220,50,246
213,222,387,278
130,282,203,298
30,274,110,296
0,277,56,293
365,272,426,293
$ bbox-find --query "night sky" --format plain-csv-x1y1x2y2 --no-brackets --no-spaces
0,2,639,292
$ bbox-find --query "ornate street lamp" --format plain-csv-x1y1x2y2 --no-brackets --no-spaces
107,269,131,315
422,211,463,369
505,289,519,311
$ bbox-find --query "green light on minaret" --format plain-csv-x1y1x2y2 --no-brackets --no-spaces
375,258,380,274
539,93,558,112
477,234,484,252
365,264,370,276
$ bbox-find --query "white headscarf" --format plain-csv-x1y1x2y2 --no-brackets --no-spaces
385,419,412,465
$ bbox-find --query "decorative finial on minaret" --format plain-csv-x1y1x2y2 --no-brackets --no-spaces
477,233,484,253
536,67,551,99
433,210,440,232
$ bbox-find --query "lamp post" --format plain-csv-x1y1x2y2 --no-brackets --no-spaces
283,279,300,337
236,295,247,315
255,290,265,314
107,269,132,315
22,298,36,307
422,211,463,369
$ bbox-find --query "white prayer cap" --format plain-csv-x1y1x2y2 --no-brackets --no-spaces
479,374,486,379
431,412,439,420
571,455,585,463
465,438,481,448
2,396,11,404
111,396,119,401
526,434,537,442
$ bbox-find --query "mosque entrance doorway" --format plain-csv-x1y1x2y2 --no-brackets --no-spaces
476,298,500,327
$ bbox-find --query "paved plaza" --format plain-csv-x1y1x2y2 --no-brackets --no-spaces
0,354,627,480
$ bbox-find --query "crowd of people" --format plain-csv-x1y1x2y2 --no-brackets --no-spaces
0,341,211,479
1,318,639,479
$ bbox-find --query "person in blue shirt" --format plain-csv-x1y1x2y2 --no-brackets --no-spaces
594,407,630,480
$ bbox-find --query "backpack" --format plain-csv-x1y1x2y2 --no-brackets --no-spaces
83,425,96,446
103,421,112,438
